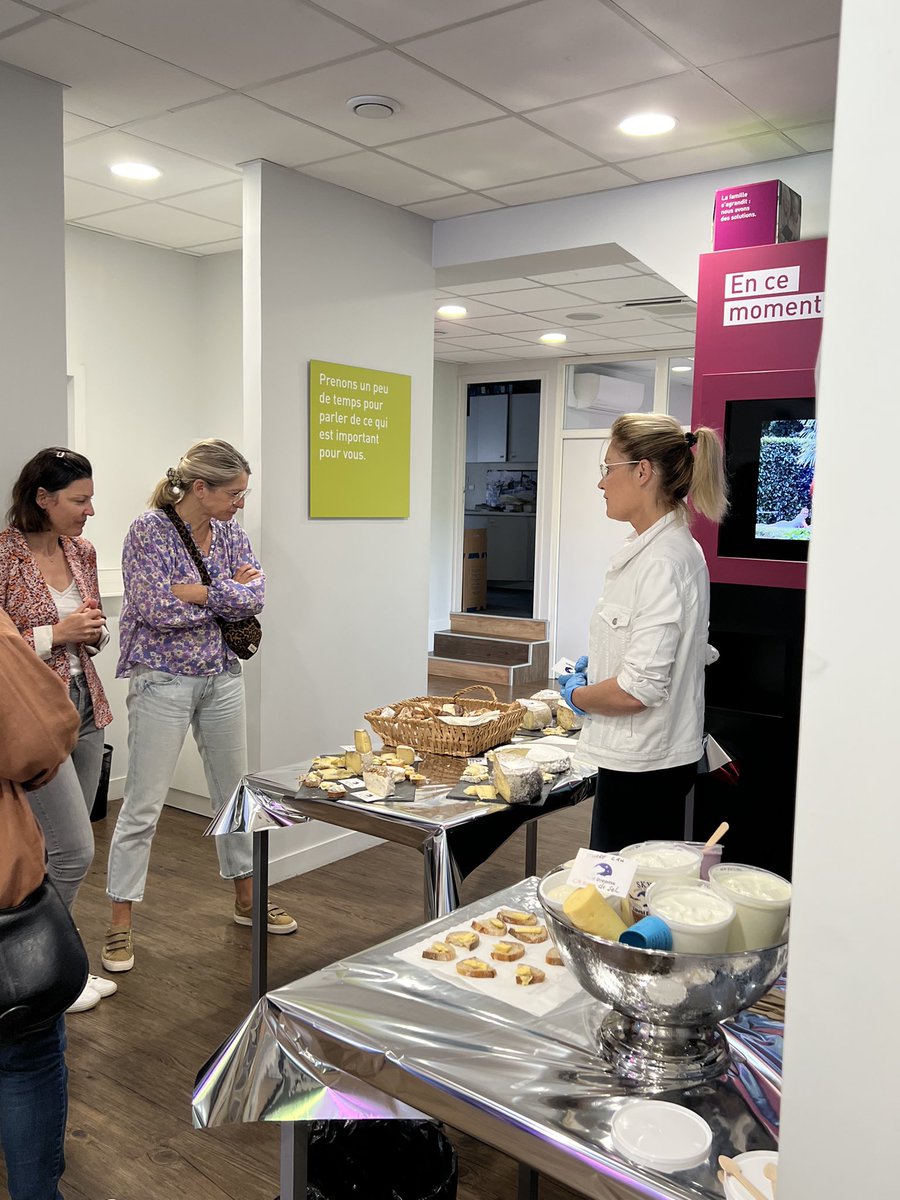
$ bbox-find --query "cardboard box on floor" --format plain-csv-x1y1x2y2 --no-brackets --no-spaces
462,528,487,611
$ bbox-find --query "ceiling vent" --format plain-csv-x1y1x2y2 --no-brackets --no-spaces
619,297,697,320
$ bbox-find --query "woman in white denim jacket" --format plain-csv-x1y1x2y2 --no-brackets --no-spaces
561,413,728,851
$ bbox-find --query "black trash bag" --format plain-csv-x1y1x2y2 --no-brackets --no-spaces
306,1120,457,1200
90,744,113,823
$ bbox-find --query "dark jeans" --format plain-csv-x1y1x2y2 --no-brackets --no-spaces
589,762,699,852
0,1017,68,1200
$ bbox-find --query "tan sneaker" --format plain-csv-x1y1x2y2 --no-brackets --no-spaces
101,925,135,972
234,900,298,935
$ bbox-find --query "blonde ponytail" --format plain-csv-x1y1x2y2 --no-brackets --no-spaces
688,426,729,524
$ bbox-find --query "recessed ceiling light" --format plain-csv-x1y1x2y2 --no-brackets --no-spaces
539,331,567,345
110,161,161,181
671,365,692,372
565,311,603,321
437,304,467,318
618,112,677,137
346,94,397,120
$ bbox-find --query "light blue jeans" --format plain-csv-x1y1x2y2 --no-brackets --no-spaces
106,663,253,903
27,674,103,911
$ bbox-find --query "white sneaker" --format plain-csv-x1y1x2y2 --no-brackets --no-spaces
88,974,118,998
66,983,101,1013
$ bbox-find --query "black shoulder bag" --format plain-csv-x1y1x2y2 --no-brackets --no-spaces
162,505,262,660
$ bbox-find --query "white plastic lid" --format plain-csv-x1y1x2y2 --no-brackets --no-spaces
610,1100,712,1173
723,1150,778,1200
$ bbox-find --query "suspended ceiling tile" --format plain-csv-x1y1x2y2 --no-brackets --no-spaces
612,0,841,67
126,95,355,170
310,0,521,42
162,181,243,225
622,131,801,183
251,50,504,147
549,317,674,340
405,194,503,219
503,326,610,345
528,72,767,161
67,0,377,89
564,275,684,303
561,340,647,354
63,111,108,141
65,131,239,198
403,0,684,113
447,314,553,335
435,348,510,362
624,332,696,349
472,285,599,313
482,165,633,206
442,277,542,296
0,0,41,35
0,18,226,123
528,265,641,286
782,122,834,153
666,315,698,331
297,151,461,205
521,305,640,327
437,334,538,351
429,296,510,319
183,237,243,254
75,203,241,248
384,118,598,190
706,39,839,129
12,0,90,9
64,177,144,219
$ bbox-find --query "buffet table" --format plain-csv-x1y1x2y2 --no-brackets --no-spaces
193,879,782,1200
207,751,596,999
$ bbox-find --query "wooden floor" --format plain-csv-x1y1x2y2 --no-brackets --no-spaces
2,676,597,1200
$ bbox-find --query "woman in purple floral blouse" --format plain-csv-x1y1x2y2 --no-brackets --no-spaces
102,439,296,974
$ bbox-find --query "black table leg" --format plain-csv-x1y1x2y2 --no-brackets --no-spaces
524,820,538,878
251,829,269,1004
518,1162,539,1199
278,1122,308,1200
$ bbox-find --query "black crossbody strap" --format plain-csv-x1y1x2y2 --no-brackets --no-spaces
162,505,212,586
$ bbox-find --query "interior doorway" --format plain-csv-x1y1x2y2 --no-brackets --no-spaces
463,379,540,618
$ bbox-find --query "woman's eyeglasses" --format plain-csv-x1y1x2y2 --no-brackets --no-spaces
599,460,641,479
219,487,252,501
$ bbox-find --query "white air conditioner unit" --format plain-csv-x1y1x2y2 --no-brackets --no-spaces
571,372,644,412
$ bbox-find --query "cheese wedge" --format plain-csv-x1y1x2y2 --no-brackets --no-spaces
362,767,395,799
396,745,416,764
464,785,498,800
354,728,372,754
529,689,560,715
517,699,553,730
563,884,627,939
344,750,363,775
556,700,585,732
492,752,543,805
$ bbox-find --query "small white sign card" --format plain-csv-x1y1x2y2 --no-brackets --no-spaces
567,848,637,900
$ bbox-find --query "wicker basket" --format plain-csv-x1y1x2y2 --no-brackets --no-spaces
365,685,524,758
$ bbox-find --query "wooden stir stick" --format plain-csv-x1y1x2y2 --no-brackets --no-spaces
703,821,730,850
718,1156,770,1200
764,1161,778,1197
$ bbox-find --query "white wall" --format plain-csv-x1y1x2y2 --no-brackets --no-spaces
0,62,67,487
434,152,833,298
779,3,898,1196
65,228,244,804
429,361,461,644
244,161,435,876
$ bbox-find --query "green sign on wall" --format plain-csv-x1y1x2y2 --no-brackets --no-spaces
309,359,411,519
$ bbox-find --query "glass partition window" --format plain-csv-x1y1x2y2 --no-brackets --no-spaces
564,360,655,430
667,356,694,426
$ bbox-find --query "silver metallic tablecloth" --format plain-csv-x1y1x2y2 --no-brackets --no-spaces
206,761,595,917
194,879,779,1200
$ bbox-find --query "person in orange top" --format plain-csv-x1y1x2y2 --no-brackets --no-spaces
0,448,116,1013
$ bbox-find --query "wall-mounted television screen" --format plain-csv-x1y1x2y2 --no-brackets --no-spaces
718,397,816,563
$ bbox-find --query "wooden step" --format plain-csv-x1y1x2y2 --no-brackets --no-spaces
427,656,517,687
433,631,532,666
449,612,547,642
428,640,550,687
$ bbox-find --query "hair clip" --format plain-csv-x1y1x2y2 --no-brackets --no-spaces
55,450,66,458
685,432,698,448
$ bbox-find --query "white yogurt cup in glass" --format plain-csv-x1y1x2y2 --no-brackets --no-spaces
647,879,736,954
619,841,703,924
708,863,791,951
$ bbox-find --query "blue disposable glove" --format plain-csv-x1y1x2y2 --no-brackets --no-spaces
574,655,589,674
559,671,587,715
